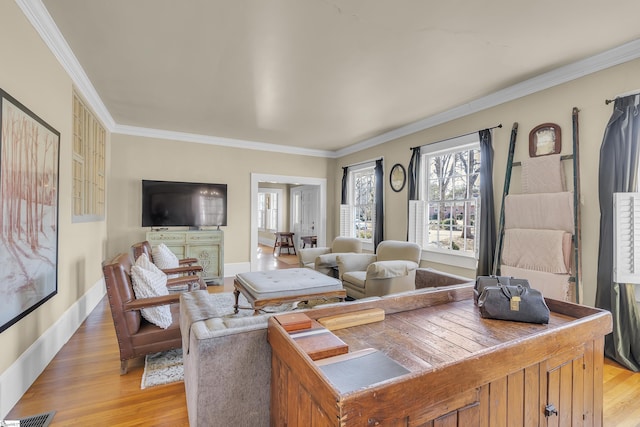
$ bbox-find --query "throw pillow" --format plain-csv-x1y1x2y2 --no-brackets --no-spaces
131,254,172,329
136,251,165,276
152,243,180,278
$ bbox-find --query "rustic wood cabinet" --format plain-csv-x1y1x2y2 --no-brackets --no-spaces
146,230,224,285
268,286,612,426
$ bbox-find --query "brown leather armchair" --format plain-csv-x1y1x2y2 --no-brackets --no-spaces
102,252,206,374
132,241,203,277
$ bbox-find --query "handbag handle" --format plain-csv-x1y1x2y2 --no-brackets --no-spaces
500,284,525,299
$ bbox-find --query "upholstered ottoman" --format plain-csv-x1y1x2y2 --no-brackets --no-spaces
234,268,346,314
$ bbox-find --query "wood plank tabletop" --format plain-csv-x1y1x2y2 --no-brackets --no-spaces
332,298,583,374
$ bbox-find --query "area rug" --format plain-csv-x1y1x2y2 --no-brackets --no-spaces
275,255,300,265
141,348,184,389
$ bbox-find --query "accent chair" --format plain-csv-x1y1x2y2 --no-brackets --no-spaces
102,252,205,374
298,236,363,276
337,240,421,299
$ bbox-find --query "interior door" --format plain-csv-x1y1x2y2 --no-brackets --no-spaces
291,185,319,247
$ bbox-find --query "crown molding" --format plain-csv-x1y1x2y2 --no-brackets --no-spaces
112,124,336,158
336,38,640,157
19,0,640,158
16,0,116,129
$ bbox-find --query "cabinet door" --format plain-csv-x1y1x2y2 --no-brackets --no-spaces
186,244,221,280
147,232,187,258
543,347,585,427
186,231,224,284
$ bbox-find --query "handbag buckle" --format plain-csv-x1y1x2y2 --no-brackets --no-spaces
510,296,521,311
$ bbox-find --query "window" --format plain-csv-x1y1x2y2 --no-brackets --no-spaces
342,164,376,243
72,91,106,222
410,135,480,258
258,189,281,231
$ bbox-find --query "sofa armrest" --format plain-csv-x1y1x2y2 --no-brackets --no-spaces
366,260,418,280
336,253,377,275
298,247,331,266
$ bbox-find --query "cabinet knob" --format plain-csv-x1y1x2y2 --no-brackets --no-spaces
544,404,558,417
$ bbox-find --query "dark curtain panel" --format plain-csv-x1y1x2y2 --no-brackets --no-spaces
407,147,421,200
477,129,496,277
374,159,384,250
596,94,640,371
341,167,349,205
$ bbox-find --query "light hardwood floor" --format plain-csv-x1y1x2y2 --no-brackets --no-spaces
6,247,640,426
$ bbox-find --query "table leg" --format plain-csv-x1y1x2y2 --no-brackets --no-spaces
233,288,240,314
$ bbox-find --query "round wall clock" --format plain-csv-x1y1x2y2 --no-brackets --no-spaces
390,163,406,192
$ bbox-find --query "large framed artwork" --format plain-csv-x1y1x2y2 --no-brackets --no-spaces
0,89,59,333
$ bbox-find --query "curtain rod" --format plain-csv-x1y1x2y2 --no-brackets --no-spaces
409,124,502,150
605,90,640,105
343,157,383,170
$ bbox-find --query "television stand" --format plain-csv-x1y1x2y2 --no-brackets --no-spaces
146,229,224,285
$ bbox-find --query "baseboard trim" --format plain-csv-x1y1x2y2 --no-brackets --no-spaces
0,279,106,419
258,236,276,247
224,262,251,278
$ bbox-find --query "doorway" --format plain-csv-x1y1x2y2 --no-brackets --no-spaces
291,185,320,242
250,173,326,271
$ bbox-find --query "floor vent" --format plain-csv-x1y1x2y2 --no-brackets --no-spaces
1,411,56,427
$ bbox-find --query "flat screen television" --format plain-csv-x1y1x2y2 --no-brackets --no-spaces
141,180,227,227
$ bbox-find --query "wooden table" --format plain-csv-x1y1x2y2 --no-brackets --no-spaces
273,231,296,255
301,235,317,248
268,285,612,426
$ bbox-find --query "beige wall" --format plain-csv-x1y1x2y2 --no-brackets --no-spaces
107,134,334,263
337,58,640,306
0,2,108,373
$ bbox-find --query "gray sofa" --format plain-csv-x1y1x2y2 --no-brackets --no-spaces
180,268,472,427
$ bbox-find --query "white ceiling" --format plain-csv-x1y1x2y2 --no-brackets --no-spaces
28,0,640,155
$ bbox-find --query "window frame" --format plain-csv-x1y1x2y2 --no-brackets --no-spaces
72,91,106,223
415,133,481,269
257,188,283,232
342,162,377,250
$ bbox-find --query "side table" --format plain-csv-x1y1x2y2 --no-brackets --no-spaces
274,232,296,255
301,235,317,248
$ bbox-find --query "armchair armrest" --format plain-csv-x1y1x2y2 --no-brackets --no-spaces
178,257,198,266
298,247,331,266
124,293,181,311
336,253,377,274
366,260,419,280
162,265,203,276
167,274,207,290
315,253,340,269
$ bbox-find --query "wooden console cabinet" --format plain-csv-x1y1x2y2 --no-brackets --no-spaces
268,286,612,426
146,230,224,285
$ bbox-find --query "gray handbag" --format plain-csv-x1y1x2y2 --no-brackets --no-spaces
477,282,550,324
474,275,530,304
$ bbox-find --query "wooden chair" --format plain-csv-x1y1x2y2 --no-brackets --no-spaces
101,252,205,374
132,241,203,276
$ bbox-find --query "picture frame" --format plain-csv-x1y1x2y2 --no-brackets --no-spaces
389,163,406,192
0,89,60,333
529,123,561,157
